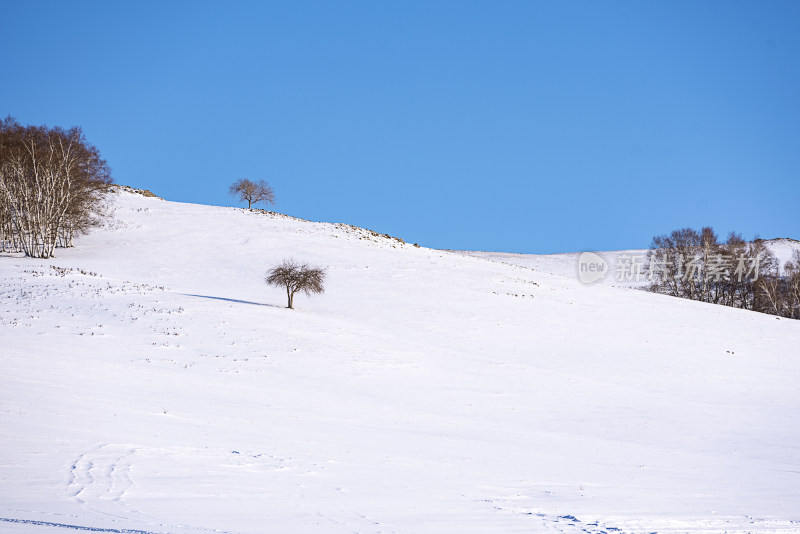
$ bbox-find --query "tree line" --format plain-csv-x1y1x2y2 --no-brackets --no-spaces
647,227,800,319
0,117,112,258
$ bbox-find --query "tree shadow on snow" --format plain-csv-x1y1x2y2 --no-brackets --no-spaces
181,293,282,308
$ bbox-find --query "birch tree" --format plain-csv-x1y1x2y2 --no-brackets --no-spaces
646,225,796,319
0,188,20,252
0,117,112,258
785,250,800,319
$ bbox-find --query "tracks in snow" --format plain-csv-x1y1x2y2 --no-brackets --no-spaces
485,498,800,534
68,444,136,505
0,516,159,533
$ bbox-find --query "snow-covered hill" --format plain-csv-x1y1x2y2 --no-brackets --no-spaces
1,189,799,534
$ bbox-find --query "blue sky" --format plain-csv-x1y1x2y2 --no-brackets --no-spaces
3,1,798,253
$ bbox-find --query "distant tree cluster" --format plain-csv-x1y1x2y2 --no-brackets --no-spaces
230,178,274,210
0,117,113,258
647,227,800,319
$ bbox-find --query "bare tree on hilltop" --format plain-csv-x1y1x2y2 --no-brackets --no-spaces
266,259,326,309
229,178,275,210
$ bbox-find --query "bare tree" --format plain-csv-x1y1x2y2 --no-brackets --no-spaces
647,227,702,300
265,259,326,309
0,178,19,252
0,117,112,258
646,225,799,319
785,250,800,319
229,178,274,210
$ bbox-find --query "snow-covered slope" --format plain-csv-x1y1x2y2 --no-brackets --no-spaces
1,190,799,534
766,238,800,269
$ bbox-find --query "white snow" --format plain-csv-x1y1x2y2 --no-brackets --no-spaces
1,189,799,533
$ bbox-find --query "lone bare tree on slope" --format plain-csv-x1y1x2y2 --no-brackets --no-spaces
266,259,326,309
229,178,274,210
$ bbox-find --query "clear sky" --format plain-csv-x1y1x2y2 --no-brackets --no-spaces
3,1,798,253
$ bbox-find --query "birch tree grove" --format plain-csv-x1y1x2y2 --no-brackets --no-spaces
646,226,800,319
0,117,112,258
